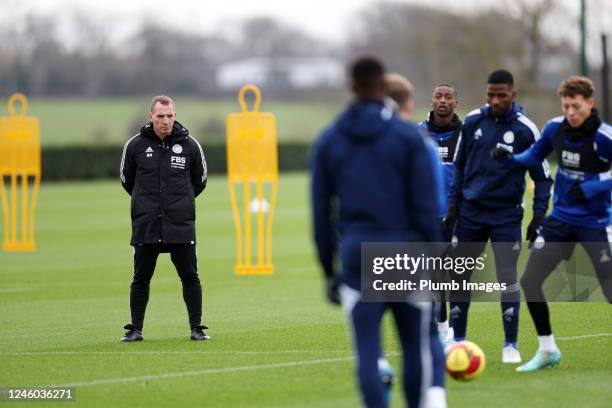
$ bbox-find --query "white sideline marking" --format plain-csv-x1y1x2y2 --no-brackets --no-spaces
556,333,612,340
1,350,351,356
47,356,356,388
0,288,32,293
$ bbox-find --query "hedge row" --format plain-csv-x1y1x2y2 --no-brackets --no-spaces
41,142,312,181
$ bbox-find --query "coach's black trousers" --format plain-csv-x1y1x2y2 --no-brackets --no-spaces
130,244,202,330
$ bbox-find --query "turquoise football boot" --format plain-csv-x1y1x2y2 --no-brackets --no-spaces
378,359,396,407
516,349,561,372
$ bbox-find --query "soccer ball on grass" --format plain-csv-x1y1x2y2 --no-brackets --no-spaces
445,341,486,381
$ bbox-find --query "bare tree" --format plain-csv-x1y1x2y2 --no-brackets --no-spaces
497,0,577,94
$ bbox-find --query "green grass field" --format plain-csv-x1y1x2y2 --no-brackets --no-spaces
2,98,439,147
3,98,342,147
1,173,611,407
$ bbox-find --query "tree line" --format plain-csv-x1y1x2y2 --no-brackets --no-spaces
0,0,597,105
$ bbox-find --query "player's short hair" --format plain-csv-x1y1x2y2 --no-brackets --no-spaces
487,70,514,87
350,57,386,95
385,73,414,108
434,83,458,97
150,95,175,112
557,76,594,99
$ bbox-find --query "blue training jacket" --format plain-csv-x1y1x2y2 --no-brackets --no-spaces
311,100,443,289
449,102,552,219
418,111,462,217
514,115,612,227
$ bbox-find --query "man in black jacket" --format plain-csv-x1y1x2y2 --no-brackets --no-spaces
119,95,209,342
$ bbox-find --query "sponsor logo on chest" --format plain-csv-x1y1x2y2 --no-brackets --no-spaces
561,150,580,168
437,146,449,159
171,155,186,169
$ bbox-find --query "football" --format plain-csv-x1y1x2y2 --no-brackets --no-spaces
445,341,486,381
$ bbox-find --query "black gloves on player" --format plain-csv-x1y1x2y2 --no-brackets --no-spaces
490,146,513,159
569,181,587,203
443,204,458,237
325,275,341,305
526,212,545,246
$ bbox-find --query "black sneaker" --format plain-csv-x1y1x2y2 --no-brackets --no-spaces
120,324,143,342
190,325,211,341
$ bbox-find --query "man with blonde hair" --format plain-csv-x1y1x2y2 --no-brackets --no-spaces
384,71,447,408
384,73,415,118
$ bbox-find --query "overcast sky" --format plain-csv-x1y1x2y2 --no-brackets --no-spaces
5,0,612,63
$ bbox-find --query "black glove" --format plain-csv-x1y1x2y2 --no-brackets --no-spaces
490,146,513,159
325,275,341,305
440,219,452,242
442,204,457,237
526,213,545,246
569,181,586,203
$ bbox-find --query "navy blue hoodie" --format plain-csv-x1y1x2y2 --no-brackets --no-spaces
449,102,552,219
311,100,442,289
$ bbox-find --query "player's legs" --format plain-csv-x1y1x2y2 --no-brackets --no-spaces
169,244,203,329
517,218,572,372
391,301,445,408
450,213,488,341
437,220,452,343
579,225,612,302
521,218,573,335
340,285,387,408
130,244,160,330
436,292,451,345
427,306,446,391
490,223,522,349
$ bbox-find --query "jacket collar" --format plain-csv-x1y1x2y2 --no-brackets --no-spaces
140,121,189,142
426,111,462,133
484,101,520,122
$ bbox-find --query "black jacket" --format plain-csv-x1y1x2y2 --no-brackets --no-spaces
120,121,207,245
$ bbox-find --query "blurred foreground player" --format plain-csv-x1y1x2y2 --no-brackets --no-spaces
311,57,445,408
385,71,447,401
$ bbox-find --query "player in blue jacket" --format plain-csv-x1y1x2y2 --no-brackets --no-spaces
418,84,462,213
418,83,462,344
492,76,612,372
311,58,445,408
444,70,553,364
384,71,447,406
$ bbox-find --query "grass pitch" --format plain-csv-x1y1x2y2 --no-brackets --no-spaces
1,98,438,147
0,173,611,407
7,98,342,146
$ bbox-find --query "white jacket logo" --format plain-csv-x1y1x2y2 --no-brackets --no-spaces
437,146,449,159
172,144,183,154
171,156,186,169
562,151,580,168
